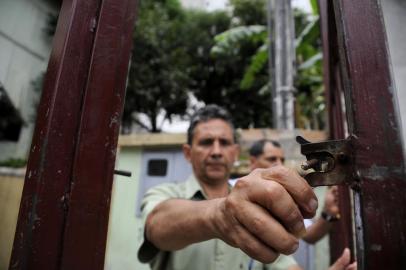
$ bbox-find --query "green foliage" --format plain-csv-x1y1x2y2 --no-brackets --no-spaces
0,158,27,168
124,0,190,132
240,44,268,90
309,0,319,15
229,0,267,25
124,0,236,132
188,5,273,128
124,0,324,131
212,25,267,56
294,10,325,129
211,25,269,91
211,2,325,129
123,0,276,130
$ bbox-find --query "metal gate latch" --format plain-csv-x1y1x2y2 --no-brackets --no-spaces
114,169,132,177
296,135,355,187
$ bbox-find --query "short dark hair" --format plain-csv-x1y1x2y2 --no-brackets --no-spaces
249,139,281,157
187,104,237,145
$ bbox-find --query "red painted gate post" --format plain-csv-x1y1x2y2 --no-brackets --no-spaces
318,0,354,263
9,0,138,269
320,0,406,269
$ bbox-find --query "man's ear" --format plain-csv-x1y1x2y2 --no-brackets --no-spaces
182,144,191,162
249,156,257,170
233,144,240,160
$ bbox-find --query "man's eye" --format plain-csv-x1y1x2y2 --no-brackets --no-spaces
199,139,213,146
219,139,232,146
266,156,285,163
267,157,277,162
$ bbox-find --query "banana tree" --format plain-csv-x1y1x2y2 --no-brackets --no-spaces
211,1,325,129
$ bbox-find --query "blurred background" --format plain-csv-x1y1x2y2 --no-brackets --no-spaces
1,0,405,269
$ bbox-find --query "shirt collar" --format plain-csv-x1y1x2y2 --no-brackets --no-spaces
184,175,207,200
184,175,232,201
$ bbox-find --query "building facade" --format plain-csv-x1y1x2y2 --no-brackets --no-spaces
382,0,406,150
0,0,59,161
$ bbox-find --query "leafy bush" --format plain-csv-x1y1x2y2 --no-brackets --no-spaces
0,158,27,168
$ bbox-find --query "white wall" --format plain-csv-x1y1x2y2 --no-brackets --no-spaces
381,0,406,151
104,147,149,270
0,0,57,160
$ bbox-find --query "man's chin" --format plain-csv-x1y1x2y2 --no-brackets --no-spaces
205,171,228,183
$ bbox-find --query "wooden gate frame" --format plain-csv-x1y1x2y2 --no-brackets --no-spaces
9,0,138,269
319,0,406,269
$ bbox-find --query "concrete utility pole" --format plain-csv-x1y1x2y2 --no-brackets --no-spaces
269,0,296,130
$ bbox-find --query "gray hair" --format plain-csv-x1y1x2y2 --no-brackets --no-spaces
187,104,237,145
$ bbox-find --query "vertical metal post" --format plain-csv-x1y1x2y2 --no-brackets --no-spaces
267,0,275,127
318,0,354,264
9,0,138,269
271,0,296,130
332,0,406,269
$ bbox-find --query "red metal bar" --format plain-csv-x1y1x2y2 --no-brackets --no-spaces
9,0,138,269
333,0,406,269
60,0,138,268
318,0,354,263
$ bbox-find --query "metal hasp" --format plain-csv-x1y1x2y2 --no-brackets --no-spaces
296,136,354,187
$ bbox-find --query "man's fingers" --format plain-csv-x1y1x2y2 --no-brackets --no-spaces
223,165,317,261
224,222,280,263
258,166,318,218
329,248,353,270
232,201,300,255
346,262,357,270
235,179,306,238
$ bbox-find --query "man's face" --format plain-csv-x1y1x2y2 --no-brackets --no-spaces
183,119,239,185
250,142,285,170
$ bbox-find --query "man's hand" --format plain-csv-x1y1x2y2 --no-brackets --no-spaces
302,186,340,244
323,186,340,217
211,165,318,263
329,248,357,270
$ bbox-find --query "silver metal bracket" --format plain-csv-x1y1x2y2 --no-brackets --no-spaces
296,135,355,187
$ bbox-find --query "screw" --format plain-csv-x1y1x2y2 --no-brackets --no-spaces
301,159,319,170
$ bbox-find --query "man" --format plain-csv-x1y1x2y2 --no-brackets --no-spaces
248,139,356,270
249,139,285,170
138,105,317,270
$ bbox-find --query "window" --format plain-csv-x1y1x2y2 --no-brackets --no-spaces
147,159,168,176
0,84,23,141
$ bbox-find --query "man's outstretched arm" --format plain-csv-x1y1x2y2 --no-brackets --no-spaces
145,166,318,264
303,186,340,244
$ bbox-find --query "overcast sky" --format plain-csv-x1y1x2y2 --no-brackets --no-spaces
207,0,312,12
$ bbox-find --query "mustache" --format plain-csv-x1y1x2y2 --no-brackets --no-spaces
205,160,227,167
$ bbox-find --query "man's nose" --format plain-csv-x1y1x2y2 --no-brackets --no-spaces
210,140,222,157
275,158,283,166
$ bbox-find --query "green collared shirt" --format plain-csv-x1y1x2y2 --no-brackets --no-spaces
138,176,297,270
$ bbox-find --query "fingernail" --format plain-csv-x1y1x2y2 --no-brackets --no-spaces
307,198,318,212
292,222,306,238
290,242,299,253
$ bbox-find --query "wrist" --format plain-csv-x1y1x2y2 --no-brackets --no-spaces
206,198,226,239
321,211,340,222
